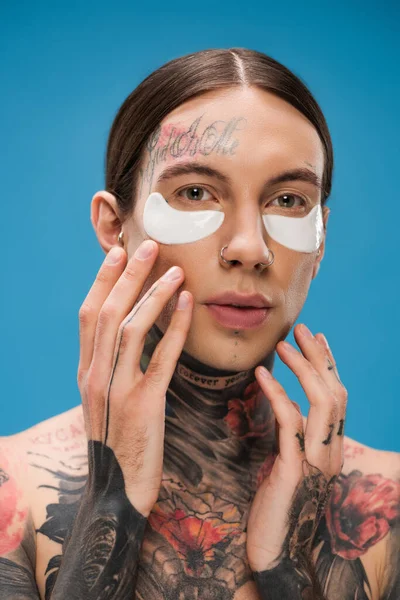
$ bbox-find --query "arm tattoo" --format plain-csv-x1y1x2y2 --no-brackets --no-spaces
49,441,147,599
253,461,337,599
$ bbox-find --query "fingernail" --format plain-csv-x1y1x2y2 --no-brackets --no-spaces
135,240,154,260
177,292,190,310
300,324,313,338
259,366,273,379
281,341,296,353
161,266,181,281
105,247,122,265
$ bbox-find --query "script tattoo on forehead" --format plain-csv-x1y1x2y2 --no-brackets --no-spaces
138,114,247,195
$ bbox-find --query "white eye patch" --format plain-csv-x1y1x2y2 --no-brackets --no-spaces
143,192,225,244
263,204,324,252
143,192,324,253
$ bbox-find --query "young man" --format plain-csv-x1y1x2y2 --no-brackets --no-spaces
1,51,399,599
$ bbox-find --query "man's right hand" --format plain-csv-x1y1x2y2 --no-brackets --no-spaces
77,239,193,517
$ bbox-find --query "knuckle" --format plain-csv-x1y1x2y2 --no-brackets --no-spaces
77,366,87,389
98,302,118,324
119,316,142,339
78,303,95,326
95,270,109,284
84,373,103,402
116,328,134,355
145,358,165,387
123,264,140,282
338,385,348,402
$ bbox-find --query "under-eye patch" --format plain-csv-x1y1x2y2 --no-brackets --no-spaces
143,192,323,253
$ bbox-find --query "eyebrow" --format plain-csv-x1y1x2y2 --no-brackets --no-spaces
155,161,322,191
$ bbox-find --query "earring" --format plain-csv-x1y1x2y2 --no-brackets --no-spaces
118,231,124,246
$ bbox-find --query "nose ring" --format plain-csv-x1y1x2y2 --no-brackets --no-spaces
219,245,275,268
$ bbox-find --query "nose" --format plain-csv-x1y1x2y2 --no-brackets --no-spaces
219,207,273,272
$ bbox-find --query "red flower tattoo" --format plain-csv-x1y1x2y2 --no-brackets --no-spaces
0,454,28,556
325,470,400,559
148,480,244,578
224,381,273,440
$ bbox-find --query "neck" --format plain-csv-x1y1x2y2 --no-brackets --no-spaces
141,324,278,499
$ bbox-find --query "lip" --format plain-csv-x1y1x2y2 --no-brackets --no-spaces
204,291,272,308
205,304,271,329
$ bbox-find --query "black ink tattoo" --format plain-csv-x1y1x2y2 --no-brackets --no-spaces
0,467,9,486
0,557,40,599
40,441,147,600
322,423,335,446
253,461,337,599
138,115,247,195
327,358,341,384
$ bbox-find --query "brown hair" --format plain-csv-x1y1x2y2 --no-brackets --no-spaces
105,48,333,222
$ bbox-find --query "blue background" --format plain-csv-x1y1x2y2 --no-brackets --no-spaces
1,1,398,451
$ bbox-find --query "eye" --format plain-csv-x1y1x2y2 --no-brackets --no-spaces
177,186,213,202
270,194,306,209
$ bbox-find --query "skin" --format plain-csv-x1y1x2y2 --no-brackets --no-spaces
91,86,330,374
1,86,399,600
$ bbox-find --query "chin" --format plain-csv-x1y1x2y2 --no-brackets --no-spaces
184,323,275,372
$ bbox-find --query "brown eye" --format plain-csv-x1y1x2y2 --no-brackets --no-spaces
271,194,304,209
185,187,205,201
178,186,213,202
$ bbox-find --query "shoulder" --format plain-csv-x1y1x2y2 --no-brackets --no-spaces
0,407,87,596
1,405,87,531
313,429,400,600
8,405,86,455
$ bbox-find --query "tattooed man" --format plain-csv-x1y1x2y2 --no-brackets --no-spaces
1,49,399,600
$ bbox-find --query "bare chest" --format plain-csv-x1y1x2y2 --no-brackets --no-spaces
32,465,260,600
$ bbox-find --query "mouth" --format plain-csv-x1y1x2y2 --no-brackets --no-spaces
205,304,271,329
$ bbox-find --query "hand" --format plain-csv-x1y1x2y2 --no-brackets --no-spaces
246,324,347,574
77,241,193,517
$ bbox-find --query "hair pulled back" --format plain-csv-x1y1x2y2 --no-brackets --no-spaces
106,48,333,221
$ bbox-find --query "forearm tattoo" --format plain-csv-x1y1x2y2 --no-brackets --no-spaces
50,441,147,600
253,462,337,600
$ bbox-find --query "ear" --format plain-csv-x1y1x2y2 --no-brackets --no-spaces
311,206,330,280
90,190,123,254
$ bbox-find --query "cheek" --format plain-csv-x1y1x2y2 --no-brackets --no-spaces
280,254,315,319
137,245,202,317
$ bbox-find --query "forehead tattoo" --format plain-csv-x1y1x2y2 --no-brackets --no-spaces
138,114,247,196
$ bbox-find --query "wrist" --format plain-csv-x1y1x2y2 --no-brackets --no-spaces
252,553,325,600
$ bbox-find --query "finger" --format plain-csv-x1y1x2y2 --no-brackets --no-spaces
256,368,304,481
89,241,160,384
106,266,186,397
314,332,347,466
276,338,341,473
143,290,193,393
295,326,347,466
315,333,342,385
78,246,128,382
294,325,343,396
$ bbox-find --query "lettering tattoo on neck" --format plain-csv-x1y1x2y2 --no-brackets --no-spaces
176,363,252,390
138,114,247,196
